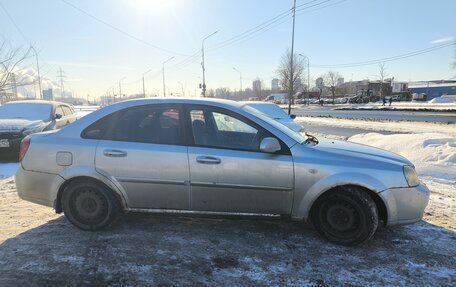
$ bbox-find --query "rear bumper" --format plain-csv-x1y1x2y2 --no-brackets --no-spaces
379,183,430,226
15,167,64,208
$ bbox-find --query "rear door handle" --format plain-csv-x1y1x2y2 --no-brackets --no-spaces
196,156,221,164
103,149,127,157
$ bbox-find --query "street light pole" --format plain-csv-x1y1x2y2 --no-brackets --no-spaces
299,54,310,105
288,0,297,115
119,77,126,99
201,30,219,97
232,67,242,96
162,56,174,97
30,46,42,99
142,69,151,98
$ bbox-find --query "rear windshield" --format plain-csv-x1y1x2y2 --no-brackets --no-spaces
0,103,52,121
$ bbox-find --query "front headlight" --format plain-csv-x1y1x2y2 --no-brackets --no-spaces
403,165,420,187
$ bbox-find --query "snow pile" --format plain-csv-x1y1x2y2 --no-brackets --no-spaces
349,133,456,184
297,117,456,136
429,96,456,104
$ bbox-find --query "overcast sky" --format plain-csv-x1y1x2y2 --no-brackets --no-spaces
1,0,455,98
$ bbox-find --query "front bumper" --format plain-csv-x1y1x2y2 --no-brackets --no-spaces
379,183,430,226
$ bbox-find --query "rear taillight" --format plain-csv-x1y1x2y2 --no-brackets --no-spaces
19,136,31,162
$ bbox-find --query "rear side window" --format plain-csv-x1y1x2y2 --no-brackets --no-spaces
82,105,183,145
62,106,73,116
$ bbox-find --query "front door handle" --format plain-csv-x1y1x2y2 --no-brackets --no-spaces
196,156,221,164
103,149,127,157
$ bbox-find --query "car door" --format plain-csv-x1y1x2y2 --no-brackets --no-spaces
62,105,77,125
88,104,190,210
54,106,67,129
186,105,294,214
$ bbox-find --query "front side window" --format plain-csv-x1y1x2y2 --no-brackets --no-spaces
62,106,73,116
190,108,265,151
82,105,182,145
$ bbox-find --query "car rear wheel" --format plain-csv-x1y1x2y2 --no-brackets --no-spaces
62,180,120,231
310,187,378,246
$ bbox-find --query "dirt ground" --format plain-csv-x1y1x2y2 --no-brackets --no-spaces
0,177,455,287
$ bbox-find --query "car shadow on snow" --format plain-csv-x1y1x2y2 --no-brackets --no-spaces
0,213,455,287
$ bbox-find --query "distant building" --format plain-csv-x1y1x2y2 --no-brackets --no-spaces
43,88,53,101
271,78,279,91
408,81,456,100
252,79,261,91
391,82,408,93
316,77,324,89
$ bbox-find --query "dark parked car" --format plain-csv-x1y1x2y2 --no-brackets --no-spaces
0,100,78,158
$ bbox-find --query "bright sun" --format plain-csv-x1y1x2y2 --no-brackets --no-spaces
130,0,174,13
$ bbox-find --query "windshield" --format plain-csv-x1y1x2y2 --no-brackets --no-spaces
246,103,289,119
0,103,52,121
242,106,306,144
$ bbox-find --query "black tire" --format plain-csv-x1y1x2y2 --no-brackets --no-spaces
310,186,378,246
62,179,121,231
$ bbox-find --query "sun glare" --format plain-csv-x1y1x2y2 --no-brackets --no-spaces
130,0,173,13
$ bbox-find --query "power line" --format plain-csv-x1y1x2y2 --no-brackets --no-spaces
59,0,189,56
209,0,334,52
311,42,456,68
0,1,29,43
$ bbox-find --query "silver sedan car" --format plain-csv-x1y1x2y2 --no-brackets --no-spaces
15,98,430,245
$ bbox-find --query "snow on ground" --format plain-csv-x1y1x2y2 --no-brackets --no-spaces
74,105,99,118
337,100,456,111
296,116,456,136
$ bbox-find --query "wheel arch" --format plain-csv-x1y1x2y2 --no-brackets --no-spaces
309,184,388,227
55,166,128,213
293,172,389,225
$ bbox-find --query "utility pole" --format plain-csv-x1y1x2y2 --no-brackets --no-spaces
119,77,126,99
201,30,219,97
233,67,242,96
57,67,66,99
142,69,151,98
30,46,42,99
288,0,296,115
178,81,185,97
162,57,174,97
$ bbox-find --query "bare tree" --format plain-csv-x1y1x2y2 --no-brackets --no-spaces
276,49,305,102
377,63,389,99
324,71,342,104
0,40,32,94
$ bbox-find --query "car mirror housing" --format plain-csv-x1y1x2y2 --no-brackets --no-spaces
260,137,281,153
290,114,296,119
55,113,63,120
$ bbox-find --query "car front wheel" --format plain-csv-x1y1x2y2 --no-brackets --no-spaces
62,179,120,231
310,187,378,246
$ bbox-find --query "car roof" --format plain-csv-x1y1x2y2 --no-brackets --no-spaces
107,97,244,110
6,100,70,107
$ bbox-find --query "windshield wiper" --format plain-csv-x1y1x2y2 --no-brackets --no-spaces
304,132,319,145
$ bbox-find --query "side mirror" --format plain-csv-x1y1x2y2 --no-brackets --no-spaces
260,137,281,153
290,114,296,119
55,113,63,120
